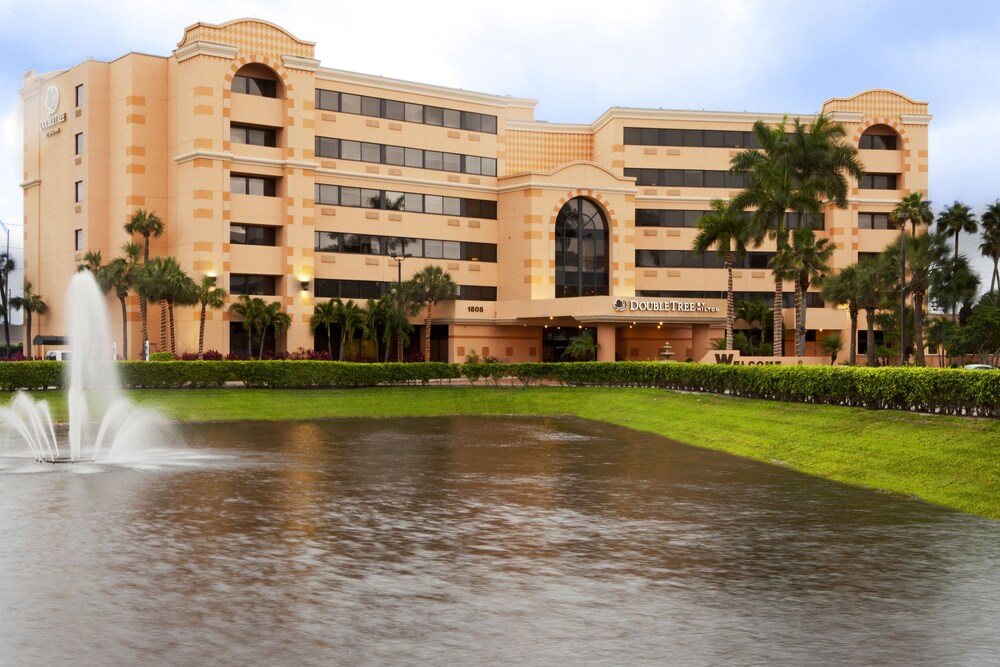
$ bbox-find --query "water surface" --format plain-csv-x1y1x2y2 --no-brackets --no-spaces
1,416,997,666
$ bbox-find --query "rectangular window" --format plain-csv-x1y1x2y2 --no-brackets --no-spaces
315,136,339,158
404,147,423,168
404,103,424,123
860,174,898,190
424,151,444,170
442,108,462,129
340,140,361,161
316,89,339,111
230,224,277,246
384,100,405,120
74,180,83,202
384,145,405,165
462,111,482,133
424,106,443,126
75,132,83,155
361,142,381,163
315,231,340,253
361,96,381,117
231,124,277,147
232,75,277,98
75,84,83,107
230,274,277,296
860,134,898,150
442,153,462,172
315,184,339,205
858,212,890,230
340,94,361,114
74,229,83,251
230,175,277,197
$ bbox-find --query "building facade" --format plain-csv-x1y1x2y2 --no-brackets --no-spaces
20,18,930,362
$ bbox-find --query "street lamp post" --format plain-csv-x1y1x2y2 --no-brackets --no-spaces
0,220,10,359
390,253,410,362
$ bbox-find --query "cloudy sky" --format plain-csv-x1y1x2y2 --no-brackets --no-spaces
1,0,997,285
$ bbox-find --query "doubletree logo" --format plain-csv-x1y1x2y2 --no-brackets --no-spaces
612,298,627,312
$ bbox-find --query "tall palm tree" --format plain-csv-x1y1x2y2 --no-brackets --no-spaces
856,257,892,366
732,113,862,356
364,296,397,362
124,209,164,349
337,299,365,360
0,252,13,358
193,276,227,360
930,253,981,325
407,265,457,362
734,299,771,356
135,258,171,354
261,301,291,359
159,258,197,355
229,295,269,358
925,316,956,367
693,199,749,351
11,281,47,360
889,192,934,364
822,265,862,365
774,227,834,356
980,200,1000,294
101,243,142,360
311,298,339,359
937,201,978,264
884,232,948,366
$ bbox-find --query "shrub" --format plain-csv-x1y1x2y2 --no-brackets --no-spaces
149,352,175,362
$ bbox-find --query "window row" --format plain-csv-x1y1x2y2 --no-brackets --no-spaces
314,278,496,302
231,274,278,296
859,173,898,190
635,290,825,308
315,89,497,134
636,250,776,269
231,124,277,147
635,209,822,229
314,184,497,219
316,137,497,176
624,127,763,149
315,232,497,262
232,75,278,98
230,174,278,197
624,168,749,188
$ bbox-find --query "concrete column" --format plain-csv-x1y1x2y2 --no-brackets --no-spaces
596,324,617,362
691,323,712,362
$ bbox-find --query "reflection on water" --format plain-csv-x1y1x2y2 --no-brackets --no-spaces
1,416,998,666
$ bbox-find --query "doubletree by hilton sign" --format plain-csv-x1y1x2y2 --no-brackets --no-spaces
612,298,720,314
40,86,66,137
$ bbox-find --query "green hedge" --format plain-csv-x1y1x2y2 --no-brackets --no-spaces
0,359,997,416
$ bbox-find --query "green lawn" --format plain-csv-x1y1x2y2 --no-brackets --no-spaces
12,386,1000,519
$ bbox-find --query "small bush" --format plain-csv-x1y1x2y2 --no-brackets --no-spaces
149,352,175,362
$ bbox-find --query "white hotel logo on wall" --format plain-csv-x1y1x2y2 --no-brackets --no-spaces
612,298,720,313
40,85,66,136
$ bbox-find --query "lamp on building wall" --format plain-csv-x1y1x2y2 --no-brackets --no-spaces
300,279,310,292
390,252,411,361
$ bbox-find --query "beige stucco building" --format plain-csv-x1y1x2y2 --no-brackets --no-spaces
20,18,930,362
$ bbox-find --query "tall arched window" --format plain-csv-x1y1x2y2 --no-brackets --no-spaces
555,197,609,298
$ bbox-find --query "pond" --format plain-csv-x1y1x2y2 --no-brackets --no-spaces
1,416,998,665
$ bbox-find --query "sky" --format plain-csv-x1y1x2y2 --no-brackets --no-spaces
1,0,998,292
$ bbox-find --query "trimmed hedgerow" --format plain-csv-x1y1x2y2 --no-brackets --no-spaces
0,361,64,391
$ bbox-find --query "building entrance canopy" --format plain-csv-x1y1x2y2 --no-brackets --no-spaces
496,295,727,326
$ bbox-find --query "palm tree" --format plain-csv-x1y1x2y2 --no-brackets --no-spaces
937,201,978,265
562,330,599,361
124,209,164,349
363,296,397,362
261,301,291,359
134,258,171,354
930,253,981,325
693,199,749,351
980,201,1000,294
229,295,269,358
856,257,892,366
774,227,834,356
883,232,947,366
925,316,956,368
889,192,934,364
337,299,365,360
193,276,227,360
732,114,862,356
821,332,842,365
822,265,862,365
0,253,15,358
101,243,142,360
311,299,339,359
11,281,47,360
734,299,771,356
159,258,197,355
407,265,458,361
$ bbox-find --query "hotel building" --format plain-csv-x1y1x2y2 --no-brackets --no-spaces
20,19,930,362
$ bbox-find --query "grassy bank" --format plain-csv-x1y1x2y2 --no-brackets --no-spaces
12,386,1000,519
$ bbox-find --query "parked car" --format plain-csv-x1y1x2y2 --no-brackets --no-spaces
44,350,72,361
963,363,997,371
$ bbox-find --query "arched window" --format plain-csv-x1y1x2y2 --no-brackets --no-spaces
859,125,899,150
555,197,609,298
231,64,283,99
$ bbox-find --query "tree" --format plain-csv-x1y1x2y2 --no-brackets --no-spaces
930,253,980,324
734,299,772,356
925,316,956,368
407,265,457,362
101,243,142,360
732,113,862,356
936,201,978,264
693,199,749,351
980,200,1000,293
364,295,397,362
193,276,227,360
889,192,935,365
229,295,269,358
0,253,13,358
856,257,893,366
821,332,842,365
883,231,948,366
773,227,834,356
562,330,599,361
262,301,291,359
159,258,197,356
124,209,164,349
337,299,365,360
310,299,339,359
11,281,47,360
134,257,171,354
822,265,862,365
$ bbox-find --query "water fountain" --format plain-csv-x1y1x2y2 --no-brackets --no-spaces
0,271,173,463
